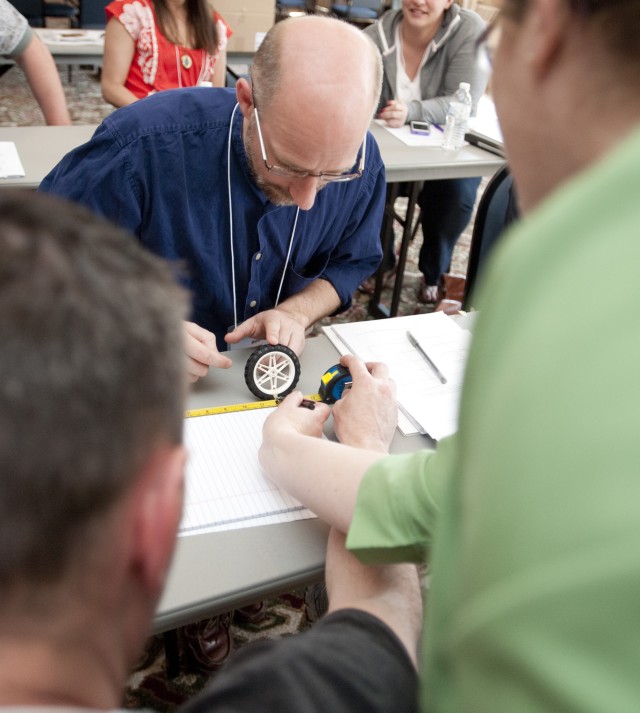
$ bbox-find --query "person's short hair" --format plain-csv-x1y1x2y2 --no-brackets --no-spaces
0,191,188,603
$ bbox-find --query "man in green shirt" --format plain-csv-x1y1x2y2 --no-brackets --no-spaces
260,0,640,710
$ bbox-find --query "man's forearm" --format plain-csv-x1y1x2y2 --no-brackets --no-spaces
260,429,384,533
18,36,71,125
275,278,341,329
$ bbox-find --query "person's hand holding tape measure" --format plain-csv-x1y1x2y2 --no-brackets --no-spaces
332,355,397,453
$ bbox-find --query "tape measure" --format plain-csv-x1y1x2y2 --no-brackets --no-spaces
186,364,352,417
186,393,322,418
318,363,353,404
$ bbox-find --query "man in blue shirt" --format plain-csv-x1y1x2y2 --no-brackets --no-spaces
40,16,385,382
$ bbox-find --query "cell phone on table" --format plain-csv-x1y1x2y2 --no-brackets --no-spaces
410,121,431,136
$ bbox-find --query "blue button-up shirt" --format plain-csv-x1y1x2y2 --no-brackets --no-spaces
40,88,386,350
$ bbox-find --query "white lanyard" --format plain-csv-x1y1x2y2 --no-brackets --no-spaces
227,102,299,329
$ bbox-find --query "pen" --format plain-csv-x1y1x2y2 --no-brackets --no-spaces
432,123,444,133
406,331,447,384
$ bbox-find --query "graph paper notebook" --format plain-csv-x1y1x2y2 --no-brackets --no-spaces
180,408,316,536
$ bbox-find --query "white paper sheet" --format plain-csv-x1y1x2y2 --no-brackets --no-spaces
0,142,25,178
375,95,502,149
468,94,503,143
375,119,448,148
324,312,471,440
180,408,316,536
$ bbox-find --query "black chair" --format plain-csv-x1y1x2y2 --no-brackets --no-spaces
9,0,78,27
462,165,518,311
225,64,241,88
79,0,108,28
330,0,385,26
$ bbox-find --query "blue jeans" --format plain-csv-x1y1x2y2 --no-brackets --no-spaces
417,176,481,286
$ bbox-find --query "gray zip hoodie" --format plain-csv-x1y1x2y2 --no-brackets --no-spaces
364,5,489,124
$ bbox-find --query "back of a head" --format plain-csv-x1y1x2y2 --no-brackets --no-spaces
250,15,383,125
504,0,640,82
0,191,188,609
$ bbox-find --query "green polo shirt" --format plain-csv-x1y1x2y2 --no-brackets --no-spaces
348,125,640,713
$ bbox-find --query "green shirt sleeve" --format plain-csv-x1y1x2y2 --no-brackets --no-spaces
346,435,457,565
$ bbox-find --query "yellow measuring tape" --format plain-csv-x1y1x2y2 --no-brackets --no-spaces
185,392,322,418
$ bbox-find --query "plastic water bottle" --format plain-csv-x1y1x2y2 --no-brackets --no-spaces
441,82,472,150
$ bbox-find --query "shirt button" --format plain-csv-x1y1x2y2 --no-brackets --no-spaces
250,300,257,308
255,252,262,261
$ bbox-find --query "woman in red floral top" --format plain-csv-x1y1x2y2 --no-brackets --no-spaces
101,0,231,108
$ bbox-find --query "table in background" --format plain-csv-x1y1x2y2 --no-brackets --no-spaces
154,333,433,633
0,124,98,189
0,30,104,80
0,118,503,194
35,28,104,66
369,121,505,318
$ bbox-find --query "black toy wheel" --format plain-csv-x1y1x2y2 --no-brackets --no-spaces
244,344,301,400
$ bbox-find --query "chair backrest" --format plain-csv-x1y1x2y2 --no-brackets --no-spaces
8,0,44,26
331,0,385,23
225,64,240,88
9,0,79,26
462,165,518,310
276,0,317,21
276,0,312,7
79,0,108,28
351,0,385,11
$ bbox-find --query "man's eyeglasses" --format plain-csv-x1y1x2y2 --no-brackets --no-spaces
253,107,367,183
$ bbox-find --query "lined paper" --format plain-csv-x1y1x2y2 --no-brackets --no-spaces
180,408,316,536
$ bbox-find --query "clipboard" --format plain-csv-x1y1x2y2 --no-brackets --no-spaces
464,130,505,158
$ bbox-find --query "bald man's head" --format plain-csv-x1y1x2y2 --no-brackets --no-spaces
250,16,382,128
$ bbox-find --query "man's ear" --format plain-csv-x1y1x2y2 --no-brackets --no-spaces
525,0,570,79
129,444,186,596
236,77,254,118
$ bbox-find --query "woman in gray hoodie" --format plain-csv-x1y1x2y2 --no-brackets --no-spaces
365,0,489,303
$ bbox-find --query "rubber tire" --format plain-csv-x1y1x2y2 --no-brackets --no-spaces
244,344,301,400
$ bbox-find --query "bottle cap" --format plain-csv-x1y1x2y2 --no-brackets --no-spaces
460,82,471,91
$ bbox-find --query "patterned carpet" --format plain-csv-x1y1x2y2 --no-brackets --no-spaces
2,63,481,710
125,593,311,712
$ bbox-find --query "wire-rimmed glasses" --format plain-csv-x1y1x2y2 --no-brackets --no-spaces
253,106,366,183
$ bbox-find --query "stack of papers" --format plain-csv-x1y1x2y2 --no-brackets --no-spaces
323,312,472,440
466,94,504,155
37,29,104,44
0,142,25,179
